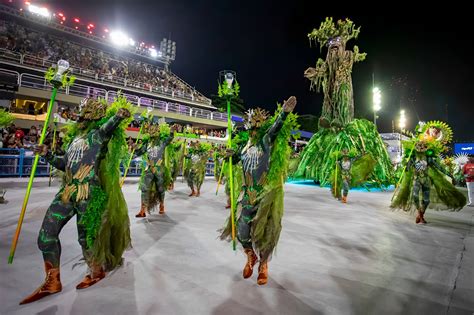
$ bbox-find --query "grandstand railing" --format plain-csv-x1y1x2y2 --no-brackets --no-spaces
0,48,212,106
0,148,215,177
1,68,227,122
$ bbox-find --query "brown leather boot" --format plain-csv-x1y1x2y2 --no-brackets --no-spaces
135,203,147,218
189,189,195,197
415,210,422,224
242,248,258,279
257,260,268,285
76,264,106,290
20,262,62,304
159,203,165,214
420,210,427,224
342,196,347,203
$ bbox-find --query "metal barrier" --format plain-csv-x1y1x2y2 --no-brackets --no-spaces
0,149,215,177
0,148,50,177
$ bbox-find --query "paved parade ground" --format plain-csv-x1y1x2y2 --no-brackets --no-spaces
0,178,473,315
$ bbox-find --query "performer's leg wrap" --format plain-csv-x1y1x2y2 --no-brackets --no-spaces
76,199,91,263
421,180,430,212
38,194,76,268
237,197,256,249
342,179,350,197
412,179,421,210
141,171,154,207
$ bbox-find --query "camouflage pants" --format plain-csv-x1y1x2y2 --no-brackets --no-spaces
342,175,350,197
38,192,92,268
237,191,257,249
413,177,430,211
141,170,165,206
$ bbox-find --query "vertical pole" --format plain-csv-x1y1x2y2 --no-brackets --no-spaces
227,98,236,250
8,87,58,264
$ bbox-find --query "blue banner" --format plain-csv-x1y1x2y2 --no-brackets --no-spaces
454,143,474,154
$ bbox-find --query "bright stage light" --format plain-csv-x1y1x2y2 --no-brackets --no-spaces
110,31,129,46
149,48,158,58
372,87,382,112
27,4,51,18
399,109,406,130
129,38,135,46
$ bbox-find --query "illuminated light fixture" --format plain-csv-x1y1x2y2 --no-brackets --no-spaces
372,87,382,112
399,109,406,130
75,26,78,29
225,72,234,91
89,31,93,34
129,38,135,46
73,18,80,23
110,30,129,46
88,23,95,28
149,48,158,58
104,28,109,33
58,12,64,17
27,4,51,18
51,59,70,84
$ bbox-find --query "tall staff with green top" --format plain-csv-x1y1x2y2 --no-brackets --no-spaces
8,60,75,264
218,71,240,250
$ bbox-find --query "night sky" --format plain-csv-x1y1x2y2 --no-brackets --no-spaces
44,0,473,141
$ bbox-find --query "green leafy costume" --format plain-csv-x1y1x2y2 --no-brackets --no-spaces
39,96,133,270
220,106,299,260
184,142,211,193
391,121,466,218
135,123,174,212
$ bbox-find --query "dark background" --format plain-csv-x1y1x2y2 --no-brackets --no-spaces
40,0,473,141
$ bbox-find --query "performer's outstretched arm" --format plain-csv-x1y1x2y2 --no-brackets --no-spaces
134,139,149,157
98,108,131,141
34,144,66,171
265,96,297,144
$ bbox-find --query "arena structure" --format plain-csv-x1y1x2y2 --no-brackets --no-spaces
0,2,232,177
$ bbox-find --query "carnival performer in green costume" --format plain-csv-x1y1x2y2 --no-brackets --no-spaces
21,97,133,304
391,121,466,224
184,140,211,197
134,122,177,217
220,96,298,285
330,148,375,203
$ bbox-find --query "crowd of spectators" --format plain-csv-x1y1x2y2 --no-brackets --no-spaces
0,123,63,153
0,20,209,103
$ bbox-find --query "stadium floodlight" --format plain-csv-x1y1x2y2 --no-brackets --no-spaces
28,4,51,18
129,38,135,46
372,86,382,127
373,87,382,112
399,109,406,131
110,31,129,46
149,48,158,58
